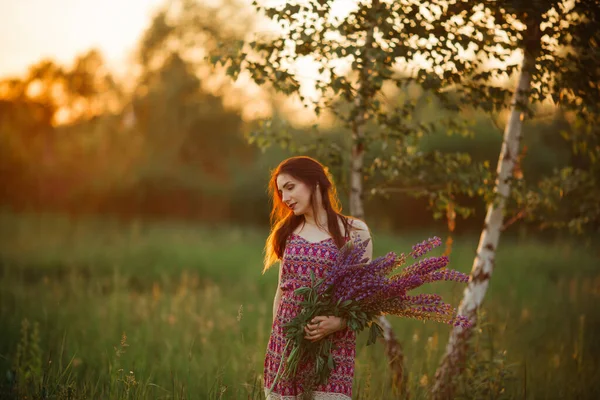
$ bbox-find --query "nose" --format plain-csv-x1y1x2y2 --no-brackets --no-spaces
282,192,291,204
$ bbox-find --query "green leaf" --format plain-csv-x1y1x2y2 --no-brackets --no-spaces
294,287,311,296
367,322,383,346
328,353,335,370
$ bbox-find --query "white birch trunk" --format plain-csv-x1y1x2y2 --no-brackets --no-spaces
350,140,365,220
349,0,372,230
351,121,408,396
431,48,534,399
349,0,407,394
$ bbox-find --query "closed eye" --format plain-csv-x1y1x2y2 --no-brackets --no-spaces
278,184,294,194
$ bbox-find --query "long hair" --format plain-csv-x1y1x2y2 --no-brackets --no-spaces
263,156,352,272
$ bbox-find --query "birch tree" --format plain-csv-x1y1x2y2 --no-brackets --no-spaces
218,0,418,389
416,1,600,397
432,36,540,400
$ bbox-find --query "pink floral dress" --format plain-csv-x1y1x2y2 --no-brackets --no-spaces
263,232,356,400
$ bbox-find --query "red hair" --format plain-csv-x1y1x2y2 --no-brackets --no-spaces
263,156,352,272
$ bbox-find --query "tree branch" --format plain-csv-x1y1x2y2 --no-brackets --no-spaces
489,114,504,134
372,185,445,194
501,209,528,231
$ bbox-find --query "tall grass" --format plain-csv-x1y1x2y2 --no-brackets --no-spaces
0,212,599,399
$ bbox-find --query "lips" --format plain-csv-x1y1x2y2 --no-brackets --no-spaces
289,202,297,210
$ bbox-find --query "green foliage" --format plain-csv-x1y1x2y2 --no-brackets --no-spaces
130,0,257,195
517,114,600,234
1,0,597,238
12,319,43,391
454,313,518,400
132,52,248,193
1,213,599,399
5,318,84,399
213,0,495,223
419,0,600,234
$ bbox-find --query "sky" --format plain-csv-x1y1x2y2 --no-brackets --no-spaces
0,0,165,78
0,0,334,123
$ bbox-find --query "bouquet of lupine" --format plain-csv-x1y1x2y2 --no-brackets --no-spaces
268,236,471,394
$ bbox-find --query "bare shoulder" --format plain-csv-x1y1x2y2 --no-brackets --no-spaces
347,217,371,240
349,218,369,231
347,217,373,259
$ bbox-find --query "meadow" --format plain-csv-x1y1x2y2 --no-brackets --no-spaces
0,212,599,399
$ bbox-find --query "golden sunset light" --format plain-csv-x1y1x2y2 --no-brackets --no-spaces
0,0,164,78
0,0,516,126
1,1,598,398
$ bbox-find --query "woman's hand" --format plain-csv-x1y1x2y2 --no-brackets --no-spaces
304,316,347,342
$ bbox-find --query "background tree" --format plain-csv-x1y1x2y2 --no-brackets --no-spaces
214,0,496,392
396,1,600,397
0,51,123,209
90,0,259,220
0,0,258,220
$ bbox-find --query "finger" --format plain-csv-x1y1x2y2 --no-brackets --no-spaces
311,316,326,324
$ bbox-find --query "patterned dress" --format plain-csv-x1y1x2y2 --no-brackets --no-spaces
264,232,357,400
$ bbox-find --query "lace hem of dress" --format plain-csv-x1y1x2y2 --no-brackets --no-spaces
264,389,351,400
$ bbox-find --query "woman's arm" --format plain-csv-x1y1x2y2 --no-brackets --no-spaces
272,261,283,324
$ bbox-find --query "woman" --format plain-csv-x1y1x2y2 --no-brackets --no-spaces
263,156,372,399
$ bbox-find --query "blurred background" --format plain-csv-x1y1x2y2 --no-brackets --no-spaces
0,0,598,399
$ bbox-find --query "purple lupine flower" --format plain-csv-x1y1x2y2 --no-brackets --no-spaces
367,253,398,277
277,235,472,394
422,269,470,284
321,239,371,294
452,315,471,328
320,235,470,329
410,236,442,259
380,302,456,325
346,274,388,302
319,235,470,325
389,273,424,293
396,255,449,279
404,294,443,306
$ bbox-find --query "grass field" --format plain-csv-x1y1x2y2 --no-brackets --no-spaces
1,212,599,399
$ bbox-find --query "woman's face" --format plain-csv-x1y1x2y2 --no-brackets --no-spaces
276,173,313,216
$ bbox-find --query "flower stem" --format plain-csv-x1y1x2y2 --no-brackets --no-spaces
266,340,291,399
